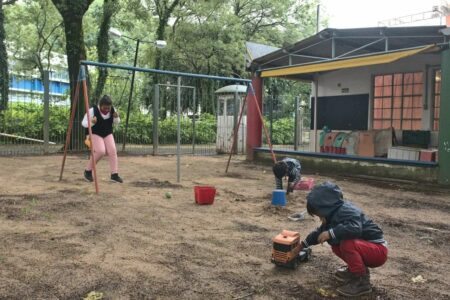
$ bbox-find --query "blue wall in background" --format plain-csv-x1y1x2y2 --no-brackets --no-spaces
10,75,69,95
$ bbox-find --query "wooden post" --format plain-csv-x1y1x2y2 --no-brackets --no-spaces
59,79,81,181
81,66,99,193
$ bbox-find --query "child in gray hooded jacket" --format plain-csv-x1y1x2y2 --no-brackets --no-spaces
301,181,387,297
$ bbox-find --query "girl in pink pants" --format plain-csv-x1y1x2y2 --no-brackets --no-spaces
82,95,123,183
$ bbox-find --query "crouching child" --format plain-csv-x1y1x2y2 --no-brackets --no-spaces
272,158,301,194
300,181,388,297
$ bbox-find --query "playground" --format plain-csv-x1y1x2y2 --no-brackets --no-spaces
0,154,449,299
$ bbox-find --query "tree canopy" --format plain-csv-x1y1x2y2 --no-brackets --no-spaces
3,0,321,112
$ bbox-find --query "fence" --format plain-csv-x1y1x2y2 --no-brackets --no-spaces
0,72,70,155
0,69,249,157
1,68,311,157
262,93,311,152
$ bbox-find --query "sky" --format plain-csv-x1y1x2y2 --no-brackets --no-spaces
320,0,448,29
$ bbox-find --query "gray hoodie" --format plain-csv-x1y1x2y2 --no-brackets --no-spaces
302,182,386,247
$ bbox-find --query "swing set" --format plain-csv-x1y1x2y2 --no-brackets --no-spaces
59,61,276,194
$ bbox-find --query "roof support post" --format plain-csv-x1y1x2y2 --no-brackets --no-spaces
313,78,319,152
246,74,263,160
438,47,450,185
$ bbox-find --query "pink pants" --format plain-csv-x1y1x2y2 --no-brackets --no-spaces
86,134,118,174
332,239,388,275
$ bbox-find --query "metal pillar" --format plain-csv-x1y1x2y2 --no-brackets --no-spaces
246,76,263,160
176,76,181,183
233,89,239,153
153,84,159,155
299,102,304,147
294,96,299,151
269,95,273,144
438,48,450,184
316,4,320,33
192,88,196,154
43,71,50,154
313,79,319,152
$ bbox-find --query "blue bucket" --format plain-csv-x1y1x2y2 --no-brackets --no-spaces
272,189,287,206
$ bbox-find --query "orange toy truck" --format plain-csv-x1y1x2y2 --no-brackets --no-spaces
271,230,311,269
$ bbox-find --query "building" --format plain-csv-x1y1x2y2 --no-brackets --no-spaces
8,52,70,104
246,25,450,184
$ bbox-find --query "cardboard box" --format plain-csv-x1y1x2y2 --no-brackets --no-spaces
419,149,437,162
357,132,375,157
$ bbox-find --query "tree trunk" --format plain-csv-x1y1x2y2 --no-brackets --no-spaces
51,0,93,150
153,16,167,71
94,0,117,102
0,1,9,110
64,15,88,149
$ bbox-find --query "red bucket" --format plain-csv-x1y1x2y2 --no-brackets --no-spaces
194,186,216,205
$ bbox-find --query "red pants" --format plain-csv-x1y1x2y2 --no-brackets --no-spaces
332,239,388,275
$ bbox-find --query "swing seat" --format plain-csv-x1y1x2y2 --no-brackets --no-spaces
84,137,91,149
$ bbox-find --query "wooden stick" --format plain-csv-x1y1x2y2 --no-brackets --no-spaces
81,66,99,194
225,94,247,173
0,133,56,144
59,80,81,181
225,82,277,174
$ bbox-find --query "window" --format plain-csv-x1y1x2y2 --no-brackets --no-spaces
433,70,441,131
218,99,225,116
373,72,423,130
226,99,235,116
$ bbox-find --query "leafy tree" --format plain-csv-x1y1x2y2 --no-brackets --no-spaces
0,0,17,110
5,0,64,81
232,0,318,45
51,0,94,87
161,0,244,114
50,0,94,148
152,0,185,70
94,0,119,101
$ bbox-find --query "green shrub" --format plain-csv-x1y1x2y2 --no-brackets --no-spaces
1,103,294,146
264,117,295,144
0,103,217,145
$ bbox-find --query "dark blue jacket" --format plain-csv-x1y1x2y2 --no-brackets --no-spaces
302,182,385,247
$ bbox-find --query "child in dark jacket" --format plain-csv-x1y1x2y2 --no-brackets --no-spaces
301,181,387,297
272,158,301,194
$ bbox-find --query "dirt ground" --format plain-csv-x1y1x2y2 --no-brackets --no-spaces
0,154,449,300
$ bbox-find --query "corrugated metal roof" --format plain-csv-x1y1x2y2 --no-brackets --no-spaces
261,45,436,78
250,26,446,72
246,41,280,60
246,42,280,68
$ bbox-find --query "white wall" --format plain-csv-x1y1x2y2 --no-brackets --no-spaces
316,52,442,132
317,67,371,96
